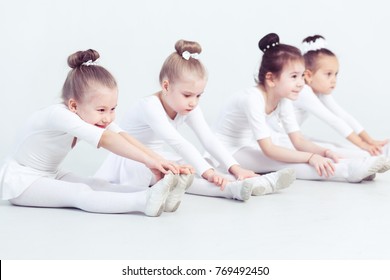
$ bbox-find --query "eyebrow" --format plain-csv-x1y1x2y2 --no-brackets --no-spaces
96,104,117,109
182,91,204,95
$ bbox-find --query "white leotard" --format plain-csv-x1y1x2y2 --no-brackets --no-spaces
96,95,238,183
293,85,364,137
0,103,122,199
213,86,300,154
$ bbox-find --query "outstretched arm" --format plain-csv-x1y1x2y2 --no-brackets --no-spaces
346,131,385,155
319,93,388,153
98,130,180,177
258,133,336,177
118,131,194,175
358,131,388,155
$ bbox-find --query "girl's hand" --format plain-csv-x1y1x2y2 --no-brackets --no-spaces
228,164,257,180
362,138,388,155
308,154,335,177
324,149,340,163
361,142,382,156
145,157,180,176
202,168,229,190
178,164,195,175
367,138,388,147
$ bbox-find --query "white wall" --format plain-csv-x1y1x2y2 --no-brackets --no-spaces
1,0,389,175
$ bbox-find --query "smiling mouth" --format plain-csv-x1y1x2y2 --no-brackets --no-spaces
95,124,107,129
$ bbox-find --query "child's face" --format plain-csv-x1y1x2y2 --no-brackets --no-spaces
274,60,305,101
70,85,118,128
163,73,207,116
308,55,339,94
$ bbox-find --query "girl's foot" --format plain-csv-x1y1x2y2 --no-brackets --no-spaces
145,173,177,217
377,157,390,173
347,156,386,183
245,168,296,196
226,181,253,201
164,174,194,212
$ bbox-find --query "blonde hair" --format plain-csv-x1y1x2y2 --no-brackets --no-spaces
159,40,207,84
62,49,117,103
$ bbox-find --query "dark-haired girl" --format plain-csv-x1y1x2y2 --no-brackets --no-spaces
293,35,389,168
212,33,388,182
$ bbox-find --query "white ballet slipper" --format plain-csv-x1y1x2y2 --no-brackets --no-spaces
164,173,194,212
226,180,253,201
245,168,296,196
347,156,386,183
145,173,177,217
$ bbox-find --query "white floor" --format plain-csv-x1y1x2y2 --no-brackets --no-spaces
1,171,390,260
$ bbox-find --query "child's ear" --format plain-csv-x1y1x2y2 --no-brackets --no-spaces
265,72,275,87
162,79,170,93
67,99,78,112
304,69,312,83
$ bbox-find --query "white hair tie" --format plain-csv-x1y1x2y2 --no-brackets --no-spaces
182,51,199,60
82,59,99,66
302,38,326,54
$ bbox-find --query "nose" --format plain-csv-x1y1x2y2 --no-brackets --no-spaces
102,113,112,124
189,99,198,108
297,76,305,88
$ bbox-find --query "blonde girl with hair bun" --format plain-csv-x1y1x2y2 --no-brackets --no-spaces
0,49,191,217
95,40,296,202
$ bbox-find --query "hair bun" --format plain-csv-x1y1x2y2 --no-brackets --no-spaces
258,33,280,53
302,35,325,44
174,39,202,56
67,49,100,68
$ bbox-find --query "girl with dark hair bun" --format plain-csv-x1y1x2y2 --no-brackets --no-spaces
293,35,390,170
0,49,192,217
96,39,296,201
212,33,388,183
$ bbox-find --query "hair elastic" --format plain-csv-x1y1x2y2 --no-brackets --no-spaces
302,38,326,54
262,42,279,52
82,59,98,66
182,51,199,60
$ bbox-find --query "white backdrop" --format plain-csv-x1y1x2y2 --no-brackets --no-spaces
1,0,389,175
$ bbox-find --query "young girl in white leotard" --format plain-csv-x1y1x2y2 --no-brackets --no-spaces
294,35,389,162
95,40,296,201
0,49,192,217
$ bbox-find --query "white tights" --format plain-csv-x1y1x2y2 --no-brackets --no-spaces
233,147,352,181
96,155,241,199
186,173,240,199
10,173,149,214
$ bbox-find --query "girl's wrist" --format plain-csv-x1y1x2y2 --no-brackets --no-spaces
202,168,215,180
228,164,240,176
307,153,315,164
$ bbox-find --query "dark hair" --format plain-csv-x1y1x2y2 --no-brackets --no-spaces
302,35,335,72
257,33,303,85
62,49,117,103
159,39,207,84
